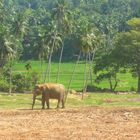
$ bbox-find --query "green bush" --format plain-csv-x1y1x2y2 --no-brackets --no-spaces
86,84,102,92
1,63,39,92
12,73,26,92
0,78,9,92
11,71,39,92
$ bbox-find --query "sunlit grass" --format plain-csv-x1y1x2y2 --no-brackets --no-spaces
0,92,140,109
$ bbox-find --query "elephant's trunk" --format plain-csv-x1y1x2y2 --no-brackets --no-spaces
32,93,36,110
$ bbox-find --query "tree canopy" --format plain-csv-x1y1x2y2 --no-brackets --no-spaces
0,0,140,92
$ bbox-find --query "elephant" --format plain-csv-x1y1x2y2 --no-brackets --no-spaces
32,83,66,110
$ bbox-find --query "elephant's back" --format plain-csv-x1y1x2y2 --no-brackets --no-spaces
46,83,65,98
46,83,65,90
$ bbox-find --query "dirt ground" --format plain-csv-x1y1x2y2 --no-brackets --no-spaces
0,106,140,140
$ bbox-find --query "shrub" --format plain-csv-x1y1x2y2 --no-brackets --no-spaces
86,84,112,92
0,64,40,93
86,85,102,92
11,71,39,92
12,73,26,92
0,78,9,92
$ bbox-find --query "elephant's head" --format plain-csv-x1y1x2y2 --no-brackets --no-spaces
32,84,45,110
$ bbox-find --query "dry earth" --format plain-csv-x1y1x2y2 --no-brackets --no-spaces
0,106,140,140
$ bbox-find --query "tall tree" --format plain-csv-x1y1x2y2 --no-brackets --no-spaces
54,0,72,82
44,23,63,82
115,18,140,92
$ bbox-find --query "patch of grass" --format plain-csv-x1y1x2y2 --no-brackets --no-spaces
83,93,140,107
0,92,140,109
0,93,32,109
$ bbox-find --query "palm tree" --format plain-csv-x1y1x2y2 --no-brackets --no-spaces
44,28,62,82
3,36,16,94
0,14,16,93
5,5,31,93
52,0,72,82
81,32,101,98
72,13,100,98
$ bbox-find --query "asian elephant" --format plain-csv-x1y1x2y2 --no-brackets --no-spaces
32,83,66,110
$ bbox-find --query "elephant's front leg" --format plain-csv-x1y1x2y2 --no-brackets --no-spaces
42,94,45,109
46,98,50,109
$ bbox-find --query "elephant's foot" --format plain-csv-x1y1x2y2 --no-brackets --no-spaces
56,106,60,109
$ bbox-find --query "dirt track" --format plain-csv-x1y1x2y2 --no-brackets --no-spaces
0,106,140,140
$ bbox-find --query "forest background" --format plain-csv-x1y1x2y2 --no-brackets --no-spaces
0,0,140,94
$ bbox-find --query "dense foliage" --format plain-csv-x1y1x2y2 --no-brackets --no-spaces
0,0,140,92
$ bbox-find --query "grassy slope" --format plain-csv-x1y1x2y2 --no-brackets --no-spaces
13,61,137,91
0,92,140,109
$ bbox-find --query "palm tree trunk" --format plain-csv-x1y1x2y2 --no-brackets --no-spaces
65,51,81,103
9,59,13,95
47,52,52,83
9,66,12,94
56,43,64,83
82,53,88,100
89,52,94,85
40,57,44,83
44,32,56,83
82,52,93,99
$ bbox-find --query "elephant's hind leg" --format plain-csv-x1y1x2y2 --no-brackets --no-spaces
56,99,61,108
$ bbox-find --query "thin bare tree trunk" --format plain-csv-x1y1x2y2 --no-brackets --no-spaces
82,53,88,100
56,43,64,83
9,66,12,94
82,52,93,99
9,58,13,95
65,51,81,103
89,52,95,85
40,58,44,83
44,32,56,83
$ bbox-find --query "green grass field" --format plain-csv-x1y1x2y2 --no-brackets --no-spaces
0,92,140,109
12,60,137,91
0,60,138,110
1,60,139,109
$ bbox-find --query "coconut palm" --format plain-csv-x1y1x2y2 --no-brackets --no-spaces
51,0,72,82
0,3,31,93
44,27,63,82
2,35,17,94
72,13,101,98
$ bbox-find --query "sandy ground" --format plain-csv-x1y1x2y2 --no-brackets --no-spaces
0,106,140,140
